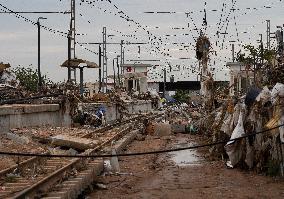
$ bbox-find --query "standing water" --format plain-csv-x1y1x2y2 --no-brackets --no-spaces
169,138,202,166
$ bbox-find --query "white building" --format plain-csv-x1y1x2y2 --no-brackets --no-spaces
227,62,254,96
121,64,152,93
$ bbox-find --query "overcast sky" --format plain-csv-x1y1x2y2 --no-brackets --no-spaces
0,0,283,82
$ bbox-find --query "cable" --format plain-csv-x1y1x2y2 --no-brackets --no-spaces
232,4,240,43
0,124,283,158
80,0,173,59
217,0,236,49
1,2,99,56
142,1,284,16
0,3,68,36
185,12,199,36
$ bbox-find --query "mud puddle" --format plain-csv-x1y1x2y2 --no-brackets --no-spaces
169,138,203,166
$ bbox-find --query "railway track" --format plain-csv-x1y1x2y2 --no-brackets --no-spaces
0,114,148,178
0,112,164,199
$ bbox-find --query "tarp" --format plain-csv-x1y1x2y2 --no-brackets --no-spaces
245,87,261,106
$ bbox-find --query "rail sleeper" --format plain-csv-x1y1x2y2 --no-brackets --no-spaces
41,159,104,199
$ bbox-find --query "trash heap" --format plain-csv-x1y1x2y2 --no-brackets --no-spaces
74,89,161,127
0,63,161,128
205,83,284,174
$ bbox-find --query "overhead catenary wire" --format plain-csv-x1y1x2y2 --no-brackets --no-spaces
0,3,68,36
5,0,282,82
220,0,237,49
80,0,173,59
0,11,70,14
0,2,99,56
0,124,283,159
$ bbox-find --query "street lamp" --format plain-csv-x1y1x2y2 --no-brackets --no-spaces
37,17,47,91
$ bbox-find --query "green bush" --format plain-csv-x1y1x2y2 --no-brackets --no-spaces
12,67,51,92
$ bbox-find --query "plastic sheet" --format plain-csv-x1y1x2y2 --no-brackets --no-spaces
225,109,246,167
221,113,233,136
271,83,284,104
245,87,261,106
256,86,271,104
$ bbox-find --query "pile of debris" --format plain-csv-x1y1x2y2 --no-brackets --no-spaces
202,83,284,175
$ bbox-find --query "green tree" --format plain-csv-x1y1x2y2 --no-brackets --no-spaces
236,44,279,85
236,44,276,65
12,67,51,92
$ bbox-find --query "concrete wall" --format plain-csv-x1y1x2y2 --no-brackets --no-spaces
81,100,153,124
0,104,71,133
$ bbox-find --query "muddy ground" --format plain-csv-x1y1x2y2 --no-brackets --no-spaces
86,133,284,199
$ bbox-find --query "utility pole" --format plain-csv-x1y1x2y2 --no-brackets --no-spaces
267,20,271,50
79,66,84,96
117,55,121,86
122,49,125,66
232,43,235,62
163,68,166,98
259,34,264,65
67,31,72,81
253,54,256,85
102,27,108,92
120,40,124,74
99,45,102,92
112,58,116,87
69,0,76,82
37,17,47,91
276,25,284,57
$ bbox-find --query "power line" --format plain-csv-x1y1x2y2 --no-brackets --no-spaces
80,0,173,59
77,42,148,45
0,3,68,36
0,3,99,56
221,0,237,49
0,124,283,158
0,11,70,14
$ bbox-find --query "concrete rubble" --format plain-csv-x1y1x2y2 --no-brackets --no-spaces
51,135,100,150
